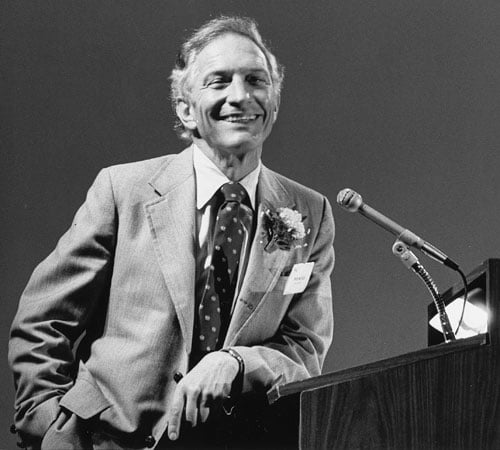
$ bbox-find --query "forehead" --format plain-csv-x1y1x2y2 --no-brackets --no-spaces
191,33,270,79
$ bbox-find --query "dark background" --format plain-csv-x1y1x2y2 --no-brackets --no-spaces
2,1,500,447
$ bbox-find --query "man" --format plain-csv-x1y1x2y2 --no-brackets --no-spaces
9,16,334,449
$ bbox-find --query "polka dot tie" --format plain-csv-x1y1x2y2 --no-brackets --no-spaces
197,182,250,353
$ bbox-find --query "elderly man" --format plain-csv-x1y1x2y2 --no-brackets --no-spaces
9,16,334,449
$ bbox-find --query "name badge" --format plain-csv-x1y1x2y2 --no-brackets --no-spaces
283,262,314,295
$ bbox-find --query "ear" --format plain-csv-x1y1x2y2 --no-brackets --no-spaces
175,98,197,131
271,99,280,124
272,107,279,124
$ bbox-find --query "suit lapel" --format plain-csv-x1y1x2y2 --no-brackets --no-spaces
226,166,293,343
145,148,196,350
144,153,295,348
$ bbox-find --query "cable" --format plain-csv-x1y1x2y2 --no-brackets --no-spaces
392,240,456,342
411,263,456,342
454,268,468,335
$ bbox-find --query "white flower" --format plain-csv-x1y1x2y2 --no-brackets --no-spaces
278,208,306,239
262,206,308,251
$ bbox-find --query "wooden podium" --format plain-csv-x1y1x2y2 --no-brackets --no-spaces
266,259,500,449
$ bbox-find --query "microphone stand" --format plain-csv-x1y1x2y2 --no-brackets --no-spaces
392,240,456,342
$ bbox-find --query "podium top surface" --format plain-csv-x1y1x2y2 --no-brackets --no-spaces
268,332,487,404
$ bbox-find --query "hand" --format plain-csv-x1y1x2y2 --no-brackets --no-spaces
166,351,239,441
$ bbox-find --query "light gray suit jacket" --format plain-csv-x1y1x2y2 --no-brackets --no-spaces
9,146,334,448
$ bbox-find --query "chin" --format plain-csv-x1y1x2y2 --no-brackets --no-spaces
227,140,262,154
216,135,262,153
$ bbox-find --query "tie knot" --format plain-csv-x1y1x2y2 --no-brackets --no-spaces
220,182,247,204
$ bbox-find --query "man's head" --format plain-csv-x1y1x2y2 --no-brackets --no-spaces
170,16,284,154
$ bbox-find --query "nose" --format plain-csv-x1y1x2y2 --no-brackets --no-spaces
226,77,249,104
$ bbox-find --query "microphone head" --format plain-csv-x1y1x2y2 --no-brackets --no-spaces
337,188,363,212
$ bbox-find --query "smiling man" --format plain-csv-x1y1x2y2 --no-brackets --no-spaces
9,16,335,449
174,32,276,178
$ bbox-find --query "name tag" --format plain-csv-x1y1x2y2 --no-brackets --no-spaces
283,262,314,295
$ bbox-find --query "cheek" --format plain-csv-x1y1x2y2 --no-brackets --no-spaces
257,91,277,115
199,100,225,124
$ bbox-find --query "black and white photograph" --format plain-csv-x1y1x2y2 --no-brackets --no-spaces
2,1,500,449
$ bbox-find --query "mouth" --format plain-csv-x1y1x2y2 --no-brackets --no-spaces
219,114,260,123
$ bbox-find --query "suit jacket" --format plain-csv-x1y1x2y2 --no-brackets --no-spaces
9,146,334,449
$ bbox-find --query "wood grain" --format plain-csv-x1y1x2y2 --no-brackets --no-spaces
296,259,500,449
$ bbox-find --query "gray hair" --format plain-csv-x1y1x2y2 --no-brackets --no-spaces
170,16,284,141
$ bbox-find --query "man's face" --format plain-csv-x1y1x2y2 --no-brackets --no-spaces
178,33,278,155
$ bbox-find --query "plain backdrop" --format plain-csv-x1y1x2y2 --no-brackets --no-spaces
2,1,500,447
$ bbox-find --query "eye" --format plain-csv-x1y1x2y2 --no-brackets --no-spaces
206,77,228,89
247,75,269,86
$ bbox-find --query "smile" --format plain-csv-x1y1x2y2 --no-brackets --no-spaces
220,114,259,123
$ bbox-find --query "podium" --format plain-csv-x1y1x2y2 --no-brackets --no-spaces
266,259,500,449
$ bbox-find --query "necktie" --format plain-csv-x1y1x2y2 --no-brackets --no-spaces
196,182,251,353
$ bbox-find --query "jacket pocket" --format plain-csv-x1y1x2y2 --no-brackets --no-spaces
59,362,111,419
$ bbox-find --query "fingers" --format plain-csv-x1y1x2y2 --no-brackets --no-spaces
167,383,211,440
185,388,215,426
184,386,200,428
199,393,211,423
167,353,237,439
166,388,185,441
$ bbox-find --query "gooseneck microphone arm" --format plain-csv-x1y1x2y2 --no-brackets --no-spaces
337,188,460,271
392,240,456,342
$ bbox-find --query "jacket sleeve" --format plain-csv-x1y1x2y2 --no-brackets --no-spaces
8,168,117,441
232,196,335,393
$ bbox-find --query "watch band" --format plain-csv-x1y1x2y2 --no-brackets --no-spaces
220,348,244,397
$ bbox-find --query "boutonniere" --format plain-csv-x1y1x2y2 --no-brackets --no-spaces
261,206,310,252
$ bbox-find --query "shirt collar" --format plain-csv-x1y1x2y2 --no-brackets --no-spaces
193,144,260,210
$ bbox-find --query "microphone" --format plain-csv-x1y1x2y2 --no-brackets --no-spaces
337,188,459,271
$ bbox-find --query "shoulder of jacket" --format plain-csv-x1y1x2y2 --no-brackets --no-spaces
263,165,327,204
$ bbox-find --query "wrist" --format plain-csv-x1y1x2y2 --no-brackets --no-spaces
224,352,239,377
220,348,244,397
